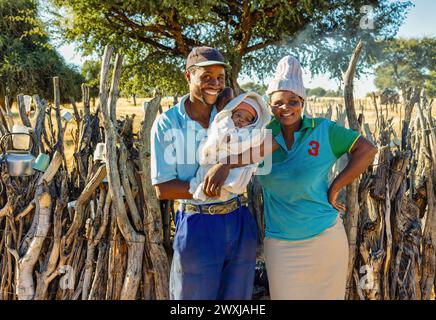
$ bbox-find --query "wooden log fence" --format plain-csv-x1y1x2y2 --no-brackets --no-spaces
0,43,435,300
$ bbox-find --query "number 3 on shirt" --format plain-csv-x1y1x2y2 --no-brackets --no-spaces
308,140,319,156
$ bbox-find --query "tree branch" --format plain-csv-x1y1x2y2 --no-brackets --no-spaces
244,38,282,54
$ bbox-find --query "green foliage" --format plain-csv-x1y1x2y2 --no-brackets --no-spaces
0,0,84,102
425,70,436,97
306,87,343,97
118,45,188,97
240,82,267,95
81,59,100,98
306,87,327,97
374,37,436,97
48,0,412,92
324,88,344,97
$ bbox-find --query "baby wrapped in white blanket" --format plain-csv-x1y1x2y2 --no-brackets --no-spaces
189,92,271,201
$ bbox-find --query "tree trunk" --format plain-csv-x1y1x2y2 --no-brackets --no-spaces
17,94,32,128
229,59,242,96
0,82,6,112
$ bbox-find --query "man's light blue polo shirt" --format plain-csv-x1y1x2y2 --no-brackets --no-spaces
151,94,237,204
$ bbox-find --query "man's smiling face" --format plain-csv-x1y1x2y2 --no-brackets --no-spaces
186,65,226,106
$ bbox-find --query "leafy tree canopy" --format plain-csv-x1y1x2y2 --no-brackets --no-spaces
0,0,84,103
374,37,436,96
306,87,327,97
240,81,267,96
48,0,412,94
81,59,101,98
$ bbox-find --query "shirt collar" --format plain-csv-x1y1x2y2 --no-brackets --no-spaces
177,94,189,124
300,115,315,130
267,115,314,137
178,94,217,129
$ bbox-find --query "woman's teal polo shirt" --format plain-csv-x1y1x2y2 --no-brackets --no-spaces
257,116,360,241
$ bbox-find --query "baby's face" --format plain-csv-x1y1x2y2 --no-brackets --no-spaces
231,105,255,128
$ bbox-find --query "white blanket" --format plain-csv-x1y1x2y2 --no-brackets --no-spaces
189,92,271,201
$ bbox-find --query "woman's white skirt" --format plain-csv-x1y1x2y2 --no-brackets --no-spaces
264,217,349,300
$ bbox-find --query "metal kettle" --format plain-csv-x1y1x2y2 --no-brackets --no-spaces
0,133,35,177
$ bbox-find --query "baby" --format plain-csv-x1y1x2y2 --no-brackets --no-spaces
189,92,270,201
220,98,259,147
231,100,257,128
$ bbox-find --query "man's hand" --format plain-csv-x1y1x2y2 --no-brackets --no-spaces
203,163,231,197
328,185,346,213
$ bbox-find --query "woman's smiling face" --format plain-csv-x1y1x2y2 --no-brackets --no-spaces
269,90,304,126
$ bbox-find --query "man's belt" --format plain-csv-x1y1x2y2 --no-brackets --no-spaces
179,196,247,215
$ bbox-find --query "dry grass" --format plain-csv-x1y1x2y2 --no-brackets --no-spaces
9,95,425,168
306,96,429,136
10,97,175,168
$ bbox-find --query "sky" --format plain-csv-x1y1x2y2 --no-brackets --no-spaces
58,0,436,98
350,0,436,97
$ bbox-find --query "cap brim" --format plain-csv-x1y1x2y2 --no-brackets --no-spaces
194,61,228,68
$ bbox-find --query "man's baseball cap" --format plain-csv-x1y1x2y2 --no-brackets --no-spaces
186,47,228,70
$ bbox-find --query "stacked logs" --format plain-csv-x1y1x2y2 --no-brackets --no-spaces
248,80,436,300
309,85,435,300
0,45,169,300
325,86,434,300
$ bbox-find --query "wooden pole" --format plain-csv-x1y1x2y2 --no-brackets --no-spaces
343,40,364,300
99,46,145,300
17,94,32,128
138,95,170,299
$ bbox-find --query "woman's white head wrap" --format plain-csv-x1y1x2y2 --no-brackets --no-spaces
266,55,306,99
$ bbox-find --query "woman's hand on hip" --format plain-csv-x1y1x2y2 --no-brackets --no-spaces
328,186,346,213
328,136,377,213
203,163,231,197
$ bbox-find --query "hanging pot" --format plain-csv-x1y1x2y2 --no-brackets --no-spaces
0,133,35,177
